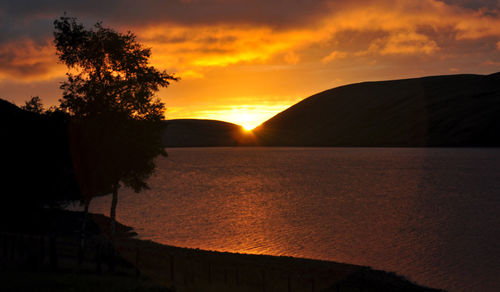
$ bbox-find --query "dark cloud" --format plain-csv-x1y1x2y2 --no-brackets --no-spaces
1,0,500,85
438,0,500,11
1,0,498,47
0,36,61,80
329,30,390,52
0,60,52,79
0,0,332,29
145,33,238,45
0,0,334,53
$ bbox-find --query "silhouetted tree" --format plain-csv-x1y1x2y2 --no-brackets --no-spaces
1,98,80,231
21,96,45,114
54,16,177,238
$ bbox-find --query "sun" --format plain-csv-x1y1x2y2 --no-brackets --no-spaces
241,123,256,131
232,112,261,131
184,104,293,132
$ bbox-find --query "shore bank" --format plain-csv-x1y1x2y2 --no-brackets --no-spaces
116,237,443,292
1,210,444,291
88,211,444,292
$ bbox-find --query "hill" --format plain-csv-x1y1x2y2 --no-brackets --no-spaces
253,72,500,146
162,119,255,147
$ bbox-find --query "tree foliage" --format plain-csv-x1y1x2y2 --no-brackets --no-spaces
21,96,45,114
1,98,80,222
54,16,176,120
53,16,177,234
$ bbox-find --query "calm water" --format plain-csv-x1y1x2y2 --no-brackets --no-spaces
89,147,500,291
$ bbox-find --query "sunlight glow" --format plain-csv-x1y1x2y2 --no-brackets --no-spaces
229,111,261,131
167,103,295,131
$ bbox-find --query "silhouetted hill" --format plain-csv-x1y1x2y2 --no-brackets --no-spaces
162,119,254,147
253,72,500,146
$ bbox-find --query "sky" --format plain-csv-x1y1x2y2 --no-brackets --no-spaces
1,0,500,129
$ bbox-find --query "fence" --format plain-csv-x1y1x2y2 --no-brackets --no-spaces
0,232,397,292
0,232,138,276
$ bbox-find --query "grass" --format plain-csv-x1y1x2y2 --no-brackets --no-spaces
0,271,172,292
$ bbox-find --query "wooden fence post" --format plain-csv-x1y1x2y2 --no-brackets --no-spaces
262,270,266,292
39,235,45,267
135,246,140,277
208,262,212,284
108,243,116,273
170,254,175,284
96,242,102,274
236,266,240,285
49,235,58,271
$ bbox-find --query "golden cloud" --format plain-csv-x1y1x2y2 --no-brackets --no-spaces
368,32,439,55
138,0,500,74
322,51,348,63
2,0,500,84
0,38,65,81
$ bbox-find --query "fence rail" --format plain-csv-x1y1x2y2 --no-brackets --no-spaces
0,232,138,276
1,232,419,292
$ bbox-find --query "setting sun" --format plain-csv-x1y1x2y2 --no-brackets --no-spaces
206,105,288,130
230,112,261,131
167,103,296,131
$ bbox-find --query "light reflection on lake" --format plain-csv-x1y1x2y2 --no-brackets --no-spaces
89,147,500,292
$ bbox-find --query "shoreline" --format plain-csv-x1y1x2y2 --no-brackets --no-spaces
88,212,444,292
2,209,445,291
118,237,444,292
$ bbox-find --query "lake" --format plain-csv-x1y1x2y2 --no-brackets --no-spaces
89,147,500,291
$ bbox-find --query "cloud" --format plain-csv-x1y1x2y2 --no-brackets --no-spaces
322,51,348,63
368,32,439,55
437,0,500,11
284,52,300,65
178,69,205,79
0,0,332,29
137,0,500,74
2,0,500,101
0,38,64,81
482,59,500,66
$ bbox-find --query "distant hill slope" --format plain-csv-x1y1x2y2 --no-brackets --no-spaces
162,119,254,147
253,72,500,146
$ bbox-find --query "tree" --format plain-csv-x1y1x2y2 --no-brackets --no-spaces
53,16,177,238
21,96,45,114
1,98,80,223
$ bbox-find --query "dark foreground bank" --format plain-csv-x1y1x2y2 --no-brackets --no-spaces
0,210,444,292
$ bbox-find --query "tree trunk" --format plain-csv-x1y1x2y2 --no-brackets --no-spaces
110,186,118,239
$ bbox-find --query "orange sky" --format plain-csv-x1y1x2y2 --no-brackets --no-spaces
1,0,500,129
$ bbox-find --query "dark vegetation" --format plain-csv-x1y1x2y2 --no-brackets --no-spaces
1,99,79,218
53,15,177,237
1,15,177,291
